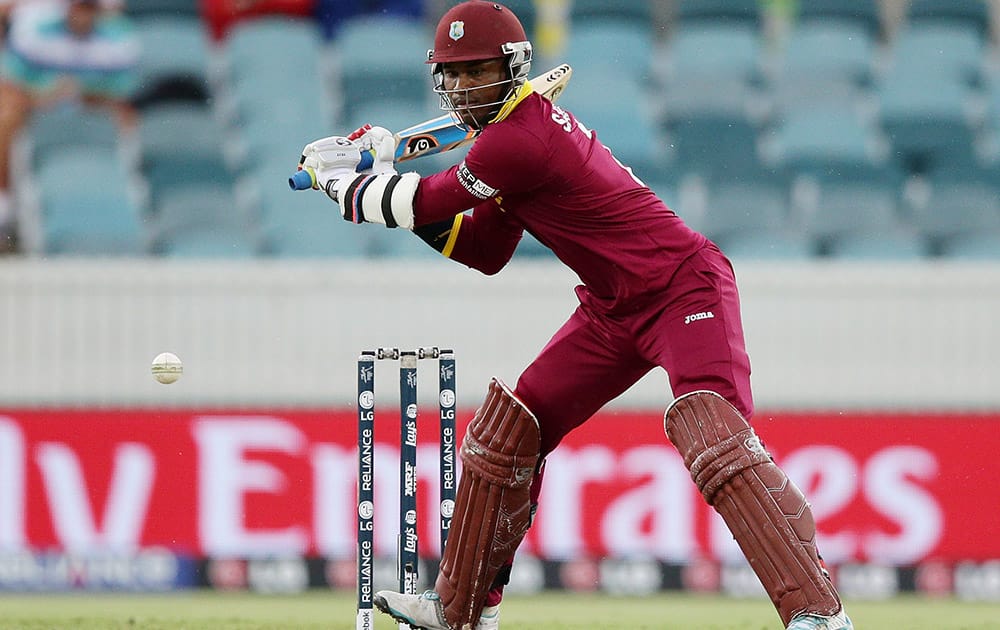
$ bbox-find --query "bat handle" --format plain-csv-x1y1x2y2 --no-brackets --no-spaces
288,150,376,191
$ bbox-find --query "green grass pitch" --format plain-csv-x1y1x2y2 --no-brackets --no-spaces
1,591,999,629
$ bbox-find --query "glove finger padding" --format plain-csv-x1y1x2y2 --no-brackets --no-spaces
298,135,362,190
356,126,397,176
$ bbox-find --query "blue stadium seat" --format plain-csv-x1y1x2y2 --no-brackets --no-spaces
156,223,262,258
570,0,653,26
766,106,889,183
27,106,120,170
224,17,324,83
675,0,761,27
888,24,985,86
713,228,816,260
565,21,654,79
252,160,369,257
334,16,432,121
666,110,762,181
878,72,979,173
126,0,200,17
41,195,147,255
700,182,789,243
906,0,992,39
559,72,663,178
795,182,901,242
907,180,1000,243
661,23,762,84
149,183,261,258
138,103,231,200
795,0,882,36
132,16,211,101
938,230,1000,259
777,21,875,88
36,148,146,255
825,229,930,260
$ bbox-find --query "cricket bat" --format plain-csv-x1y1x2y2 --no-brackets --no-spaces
289,63,572,190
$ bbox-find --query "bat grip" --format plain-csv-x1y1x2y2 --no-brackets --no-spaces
288,150,376,191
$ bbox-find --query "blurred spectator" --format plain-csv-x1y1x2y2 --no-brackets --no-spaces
200,0,315,41
316,0,423,39
0,0,138,252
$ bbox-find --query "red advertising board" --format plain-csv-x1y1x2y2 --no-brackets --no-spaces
0,408,996,565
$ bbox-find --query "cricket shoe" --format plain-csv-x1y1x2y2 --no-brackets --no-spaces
786,608,853,630
374,589,500,630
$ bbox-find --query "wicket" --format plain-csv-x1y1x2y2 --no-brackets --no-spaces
356,347,457,630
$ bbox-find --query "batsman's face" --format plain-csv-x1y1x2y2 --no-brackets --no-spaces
441,59,509,127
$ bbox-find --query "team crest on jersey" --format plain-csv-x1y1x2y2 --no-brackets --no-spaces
449,20,465,40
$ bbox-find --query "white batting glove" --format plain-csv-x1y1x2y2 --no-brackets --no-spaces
298,135,363,191
351,125,397,176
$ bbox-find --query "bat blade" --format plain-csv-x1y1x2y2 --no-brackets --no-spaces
392,63,573,164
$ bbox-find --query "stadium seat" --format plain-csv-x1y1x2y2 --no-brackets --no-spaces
565,21,654,79
251,160,369,257
150,185,261,258
713,228,816,260
825,229,930,260
794,182,901,242
138,103,231,201
675,0,761,27
878,72,979,173
559,72,664,178
41,195,147,255
666,110,762,182
223,16,324,82
149,184,249,235
131,16,212,106
569,0,653,26
27,106,120,170
156,222,262,258
907,180,1000,243
333,16,432,122
126,0,200,18
659,23,762,84
776,22,875,88
765,106,889,183
938,230,1000,259
36,148,146,255
795,0,883,36
699,182,789,244
906,0,992,39
888,24,985,87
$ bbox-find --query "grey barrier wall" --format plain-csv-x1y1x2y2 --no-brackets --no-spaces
0,258,998,410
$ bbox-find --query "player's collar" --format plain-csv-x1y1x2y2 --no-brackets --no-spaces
489,80,534,125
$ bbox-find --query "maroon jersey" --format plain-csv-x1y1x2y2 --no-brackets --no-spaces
413,92,706,314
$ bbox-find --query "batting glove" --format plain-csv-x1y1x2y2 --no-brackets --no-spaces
297,135,363,192
353,125,397,176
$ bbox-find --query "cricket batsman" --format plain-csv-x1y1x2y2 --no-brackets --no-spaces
296,2,853,628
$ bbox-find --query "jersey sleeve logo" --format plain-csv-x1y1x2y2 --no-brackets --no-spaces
456,162,500,199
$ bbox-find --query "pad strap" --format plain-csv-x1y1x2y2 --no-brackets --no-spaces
665,391,842,626
435,378,540,630
330,172,420,229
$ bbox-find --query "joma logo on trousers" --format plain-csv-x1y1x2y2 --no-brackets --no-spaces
684,311,715,324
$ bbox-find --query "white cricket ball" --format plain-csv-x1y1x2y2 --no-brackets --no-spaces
151,352,183,384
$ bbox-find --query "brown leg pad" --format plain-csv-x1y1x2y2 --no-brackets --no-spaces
435,378,540,630
665,390,842,626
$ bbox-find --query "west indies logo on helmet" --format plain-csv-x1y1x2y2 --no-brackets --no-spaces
427,1,532,131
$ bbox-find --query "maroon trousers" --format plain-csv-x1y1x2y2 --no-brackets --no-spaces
485,242,754,605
